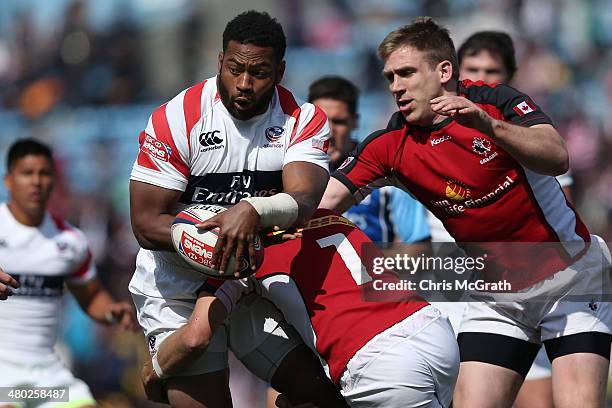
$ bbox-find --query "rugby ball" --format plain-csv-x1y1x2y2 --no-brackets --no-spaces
171,204,264,279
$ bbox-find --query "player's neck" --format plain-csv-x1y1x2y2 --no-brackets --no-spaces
7,201,45,227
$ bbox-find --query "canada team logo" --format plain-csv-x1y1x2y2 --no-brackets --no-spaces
513,100,536,116
445,179,471,202
472,137,492,156
265,126,284,142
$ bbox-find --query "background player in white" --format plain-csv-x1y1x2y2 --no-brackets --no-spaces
129,11,345,408
0,269,19,300
0,139,137,408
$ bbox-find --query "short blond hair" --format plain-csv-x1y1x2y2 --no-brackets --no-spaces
378,17,459,80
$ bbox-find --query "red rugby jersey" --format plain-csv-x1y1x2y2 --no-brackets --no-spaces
334,80,590,289
256,209,427,383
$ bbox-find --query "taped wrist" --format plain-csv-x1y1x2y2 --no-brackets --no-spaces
242,193,299,229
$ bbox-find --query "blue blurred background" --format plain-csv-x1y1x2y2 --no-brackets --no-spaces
0,0,611,406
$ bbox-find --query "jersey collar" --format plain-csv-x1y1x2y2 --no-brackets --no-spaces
409,116,453,132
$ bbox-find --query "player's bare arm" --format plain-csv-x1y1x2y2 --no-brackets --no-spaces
281,161,329,225
0,268,19,300
67,278,138,330
129,180,183,251
155,293,227,376
140,292,228,389
318,177,356,214
430,95,568,176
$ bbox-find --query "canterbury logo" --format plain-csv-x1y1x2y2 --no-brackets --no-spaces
199,130,223,147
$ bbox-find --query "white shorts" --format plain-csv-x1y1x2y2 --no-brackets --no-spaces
430,302,467,336
339,306,459,408
0,356,95,408
460,236,612,343
131,288,230,375
525,348,551,381
130,250,301,377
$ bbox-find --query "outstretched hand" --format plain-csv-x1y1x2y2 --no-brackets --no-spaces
261,227,303,247
106,301,139,331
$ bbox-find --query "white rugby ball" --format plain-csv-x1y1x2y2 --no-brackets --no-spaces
171,204,264,279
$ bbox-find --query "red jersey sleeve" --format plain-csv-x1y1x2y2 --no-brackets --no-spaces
460,80,553,127
333,113,406,202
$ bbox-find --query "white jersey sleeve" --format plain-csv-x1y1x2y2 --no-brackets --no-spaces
61,222,97,285
131,90,193,191
277,88,330,172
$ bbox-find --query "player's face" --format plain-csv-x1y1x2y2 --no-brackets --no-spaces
4,154,55,217
312,98,356,167
383,45,447,126
460,50,509,84
218,41,285,121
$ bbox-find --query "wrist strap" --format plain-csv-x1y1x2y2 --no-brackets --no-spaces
152,354,167,379
242,193,298,228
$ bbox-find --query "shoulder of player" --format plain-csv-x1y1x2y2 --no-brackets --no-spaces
459,79,524,105
460,80,552,125
275,85,328,146
356,113,406,153
0,202,9,221
275,84,326,125
147,78,212,133
49,214,89,247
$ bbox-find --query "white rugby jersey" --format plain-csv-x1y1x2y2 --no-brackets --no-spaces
0,203,96,364
129,76,330,291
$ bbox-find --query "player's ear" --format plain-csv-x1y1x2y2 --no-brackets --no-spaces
4,173,12,192
275,60,285,84
217,52,224,74
438,60,453,85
